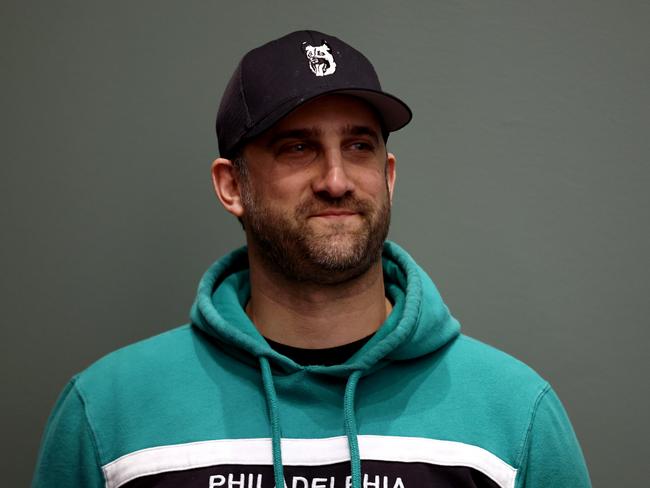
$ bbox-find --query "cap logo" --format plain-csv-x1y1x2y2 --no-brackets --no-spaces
304,43,337,77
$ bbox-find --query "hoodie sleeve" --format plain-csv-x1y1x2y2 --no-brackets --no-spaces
32,378,105,487
515,384,592,488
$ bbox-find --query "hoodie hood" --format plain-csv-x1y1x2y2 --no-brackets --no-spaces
190,240,460,375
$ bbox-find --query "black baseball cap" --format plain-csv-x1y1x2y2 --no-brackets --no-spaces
216,30,412,159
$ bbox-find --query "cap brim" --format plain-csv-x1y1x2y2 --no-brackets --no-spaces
332,88,412,132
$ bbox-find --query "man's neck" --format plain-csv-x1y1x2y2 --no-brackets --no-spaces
245,249,391,349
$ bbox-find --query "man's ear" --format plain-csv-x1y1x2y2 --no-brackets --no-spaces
211,158,245,218
386,152,397,204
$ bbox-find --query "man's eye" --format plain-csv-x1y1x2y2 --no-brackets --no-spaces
349,141,374,151
275,142,316,165
279,142,310,155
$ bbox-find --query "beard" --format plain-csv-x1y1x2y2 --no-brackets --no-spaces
240,180,391,285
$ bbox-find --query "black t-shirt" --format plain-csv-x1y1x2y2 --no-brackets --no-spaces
264,334,374,366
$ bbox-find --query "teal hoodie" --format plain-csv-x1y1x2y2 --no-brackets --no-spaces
33,242,591,488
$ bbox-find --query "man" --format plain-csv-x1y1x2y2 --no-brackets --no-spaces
33,30,591,488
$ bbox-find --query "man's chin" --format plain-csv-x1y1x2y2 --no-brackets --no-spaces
304,233,374,270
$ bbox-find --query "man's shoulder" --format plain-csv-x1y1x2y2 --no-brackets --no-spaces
453,334,546,375
74,325,198,390
67,324,229,444
444,333,550,399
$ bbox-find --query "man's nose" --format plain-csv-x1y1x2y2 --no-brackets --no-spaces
311,149,355,198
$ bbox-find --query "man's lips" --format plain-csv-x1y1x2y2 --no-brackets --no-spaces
310,209,360,218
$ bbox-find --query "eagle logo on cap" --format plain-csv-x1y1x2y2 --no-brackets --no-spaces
303,42,337,76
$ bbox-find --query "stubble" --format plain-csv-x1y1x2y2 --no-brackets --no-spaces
240,175,391,285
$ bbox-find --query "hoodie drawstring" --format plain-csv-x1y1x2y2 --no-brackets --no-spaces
259,360,364,488
343,370,363,488
260,357,286,488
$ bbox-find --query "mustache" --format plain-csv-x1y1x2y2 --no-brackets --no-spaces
295,194,374,217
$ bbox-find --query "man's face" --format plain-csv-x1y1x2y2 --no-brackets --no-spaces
238,95,396,285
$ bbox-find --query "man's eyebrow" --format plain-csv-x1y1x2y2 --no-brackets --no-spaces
266,128,322,147
341,125,380,144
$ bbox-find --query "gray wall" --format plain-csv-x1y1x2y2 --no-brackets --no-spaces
2,1,648,485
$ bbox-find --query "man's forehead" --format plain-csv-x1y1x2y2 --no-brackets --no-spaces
259,95,384,140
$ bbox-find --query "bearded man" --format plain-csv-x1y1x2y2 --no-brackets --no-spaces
33,30,591,488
